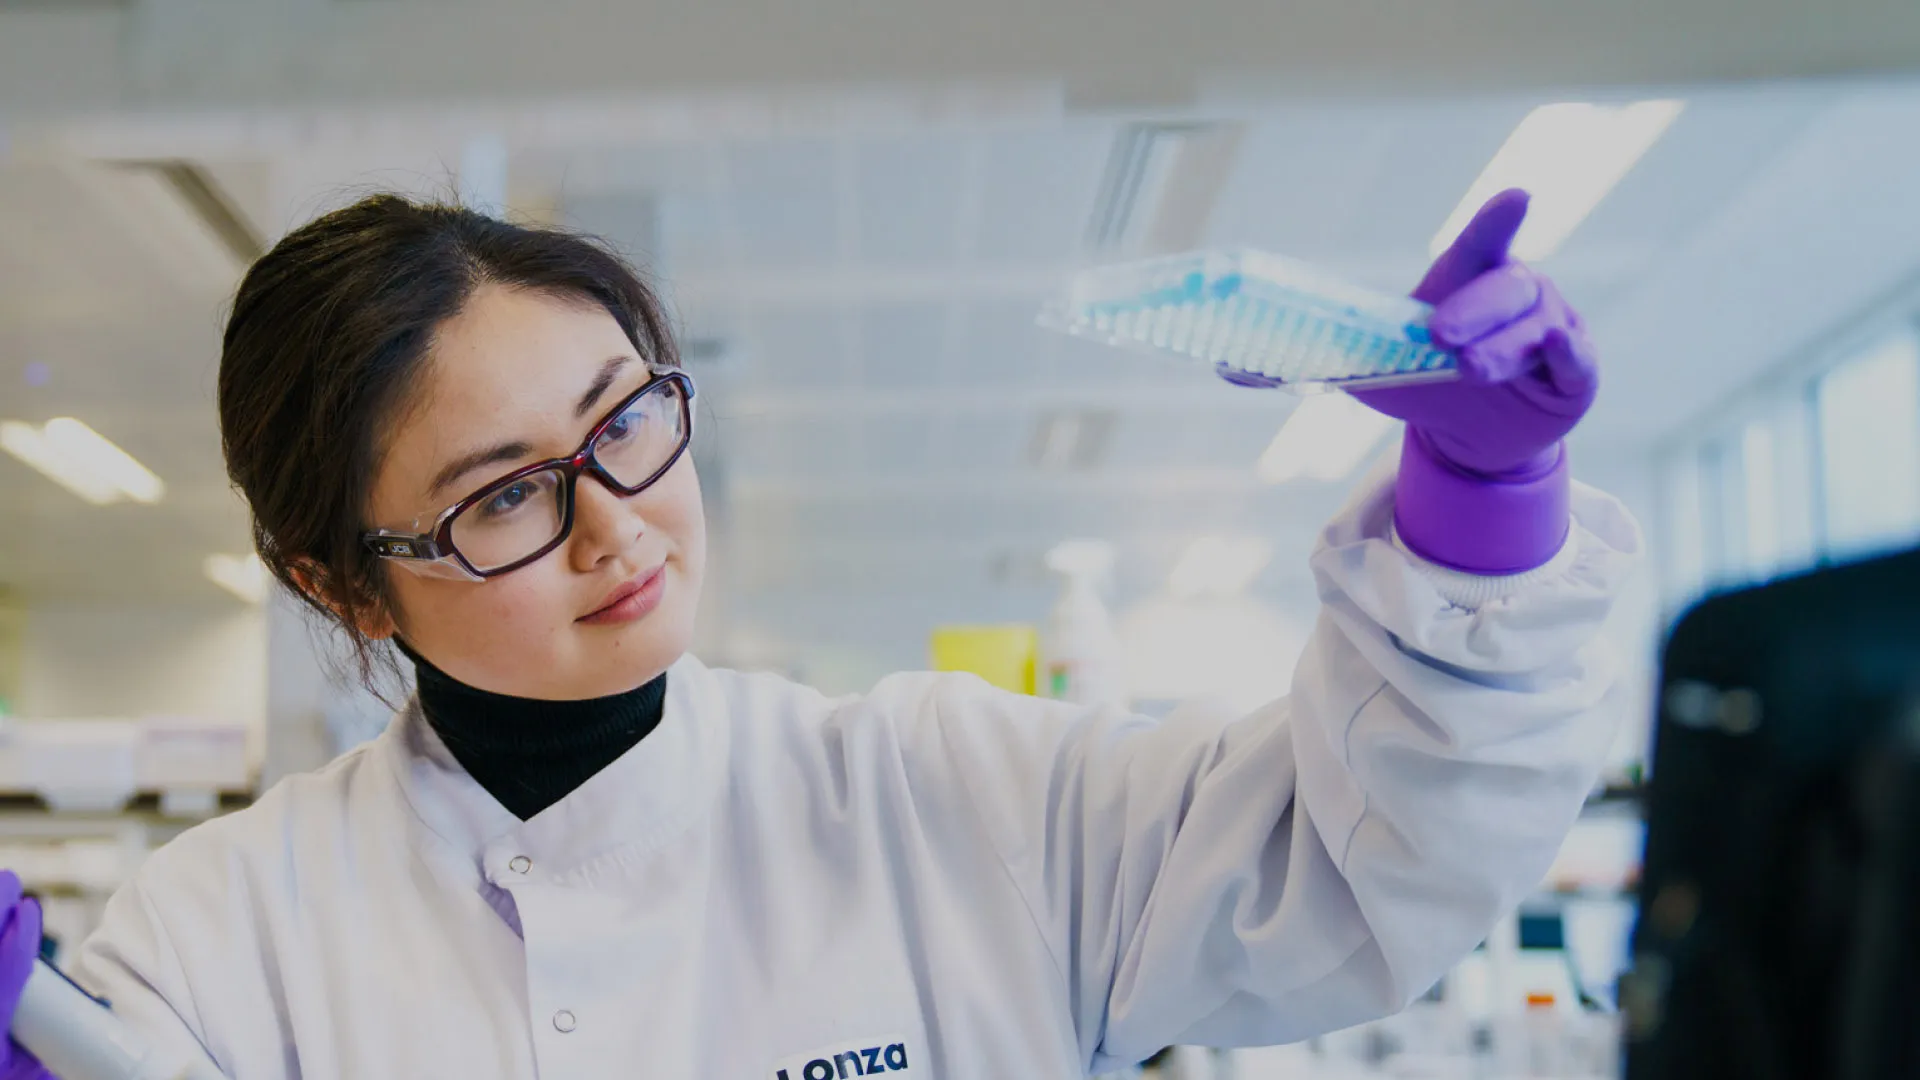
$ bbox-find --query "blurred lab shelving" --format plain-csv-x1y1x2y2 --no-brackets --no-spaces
0,713,253,954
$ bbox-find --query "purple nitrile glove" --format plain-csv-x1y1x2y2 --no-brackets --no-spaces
1350,188,1598,574
1212,190,1595,573
1,871,56,1080
1353,189,1597,475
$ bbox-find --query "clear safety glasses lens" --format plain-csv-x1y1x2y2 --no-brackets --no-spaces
447,467,572,573
590,379,691,490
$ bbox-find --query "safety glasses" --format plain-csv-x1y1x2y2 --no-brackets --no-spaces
361,368,695,581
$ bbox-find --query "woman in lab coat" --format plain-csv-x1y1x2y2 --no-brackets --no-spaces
0,188,1637,1079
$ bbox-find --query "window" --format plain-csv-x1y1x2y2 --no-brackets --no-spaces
1741,419,1780,578
1658,451,1707,608
1699,439,1740,588
1657,330,1906,612
1815,331,1920,561
1657,321,1920,616
1736,396,1820,582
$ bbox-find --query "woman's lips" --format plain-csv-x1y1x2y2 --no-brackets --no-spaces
579,566,667,625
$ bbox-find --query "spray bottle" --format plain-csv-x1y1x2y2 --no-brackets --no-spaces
1039,540,1127,710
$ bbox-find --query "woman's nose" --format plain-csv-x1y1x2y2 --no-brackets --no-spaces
568,474,644,571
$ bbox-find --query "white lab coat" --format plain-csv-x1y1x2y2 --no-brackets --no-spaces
75,472,1640,1079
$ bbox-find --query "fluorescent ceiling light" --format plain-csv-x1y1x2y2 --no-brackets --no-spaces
1431,99,1684,262
1168,536,1272,599
1,421,123,504
1257,394,1398,485
41,418,164,503
204,554,272,605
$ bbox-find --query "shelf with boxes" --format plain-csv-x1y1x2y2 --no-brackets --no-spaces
0,715,253,815
0,715,256,952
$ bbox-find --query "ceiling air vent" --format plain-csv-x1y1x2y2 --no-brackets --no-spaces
56,158,265,296
130,161,266,264
1084,122,1244,256
1027,409,1116,470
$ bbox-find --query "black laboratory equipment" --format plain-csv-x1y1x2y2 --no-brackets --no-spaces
1624,546,1920,1079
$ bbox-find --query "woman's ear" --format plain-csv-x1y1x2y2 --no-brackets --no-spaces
288,559,398,640
351,605,399,641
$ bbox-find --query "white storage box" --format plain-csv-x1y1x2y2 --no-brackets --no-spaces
3,720,142,812
139,717,251,792
0,716,253,811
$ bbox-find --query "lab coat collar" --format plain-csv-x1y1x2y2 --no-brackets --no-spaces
378,653,728,884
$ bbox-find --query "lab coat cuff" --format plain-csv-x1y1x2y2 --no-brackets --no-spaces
1391,521,1582,610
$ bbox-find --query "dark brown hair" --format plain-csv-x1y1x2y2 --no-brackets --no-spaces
217,194,678,681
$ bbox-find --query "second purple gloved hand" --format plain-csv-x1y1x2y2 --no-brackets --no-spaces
1,872,56,1080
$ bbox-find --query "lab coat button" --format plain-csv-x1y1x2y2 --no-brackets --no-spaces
552,1010,576,1033
508,855,531,874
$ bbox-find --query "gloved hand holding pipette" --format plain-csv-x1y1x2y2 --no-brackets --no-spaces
3,870,225,1080
1,873,55,1080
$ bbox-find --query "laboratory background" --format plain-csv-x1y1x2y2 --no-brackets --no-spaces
2,1,1920,1076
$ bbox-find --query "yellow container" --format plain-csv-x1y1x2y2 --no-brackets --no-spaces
929,625,1038,696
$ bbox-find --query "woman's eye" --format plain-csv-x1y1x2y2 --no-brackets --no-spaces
600,412,641,445
484,482,534,516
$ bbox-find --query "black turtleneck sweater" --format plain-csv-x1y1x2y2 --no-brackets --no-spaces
402,643,668,820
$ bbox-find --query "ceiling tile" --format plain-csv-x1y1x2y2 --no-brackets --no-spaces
546,143,714,198
654,192,732,276
851,134,967,264
724,138,841,267
725,413,860,478
935,411,1029,472
1051,332,1199,388
971,127,1114,263
738,303,853,388
855,299,951,389
953,298,1061,386
1206,103,1533,268
1103,403,1280,472
853,413,940,475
